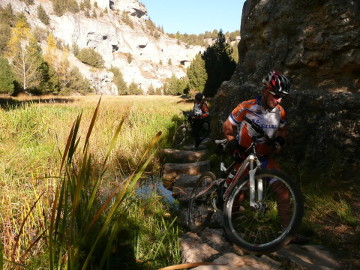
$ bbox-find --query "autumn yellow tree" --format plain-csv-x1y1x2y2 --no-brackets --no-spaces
7,18,43,92
44,32,58,65
56,49,71,89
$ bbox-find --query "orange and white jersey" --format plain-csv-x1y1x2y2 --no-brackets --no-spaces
227,96,286,156
193,101,209,117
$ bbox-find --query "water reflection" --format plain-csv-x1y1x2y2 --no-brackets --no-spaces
136,175,176,205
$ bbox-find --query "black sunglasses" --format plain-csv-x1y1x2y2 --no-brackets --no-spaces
268,90,285,99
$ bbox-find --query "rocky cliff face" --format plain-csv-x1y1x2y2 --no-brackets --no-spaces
214,0,360,180
1,0,204,94
234,0,360,92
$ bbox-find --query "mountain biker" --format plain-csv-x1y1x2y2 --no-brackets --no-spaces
223,70,309,245
191,93,210,147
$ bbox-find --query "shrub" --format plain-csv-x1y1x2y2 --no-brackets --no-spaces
121,11,134,29
76,48,104,68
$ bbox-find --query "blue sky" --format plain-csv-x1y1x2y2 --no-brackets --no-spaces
140,0,246,35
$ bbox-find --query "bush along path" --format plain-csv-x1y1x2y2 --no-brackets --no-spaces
161,139,341,270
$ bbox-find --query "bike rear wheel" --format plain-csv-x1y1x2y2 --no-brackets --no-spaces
223,169,304,253
173,123,189,147
188,172,217,232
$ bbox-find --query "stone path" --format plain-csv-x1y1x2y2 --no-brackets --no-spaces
162,139,341,270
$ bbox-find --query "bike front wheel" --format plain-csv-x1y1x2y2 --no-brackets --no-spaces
188,172,217,232
173,123,189,147
223,169,304,254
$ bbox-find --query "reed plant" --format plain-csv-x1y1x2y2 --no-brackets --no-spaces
0,95,192,269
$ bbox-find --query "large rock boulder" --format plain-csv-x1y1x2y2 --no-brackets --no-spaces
212,0,360,181
234,0,360,92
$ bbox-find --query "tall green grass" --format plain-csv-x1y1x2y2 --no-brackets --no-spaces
0,95,192,269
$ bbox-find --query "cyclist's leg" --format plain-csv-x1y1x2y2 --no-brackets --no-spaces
192,118,202,147
265,158,291,227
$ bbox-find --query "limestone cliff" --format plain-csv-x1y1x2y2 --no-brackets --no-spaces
213,0,360,180
235,0,360,92
0,0,204,94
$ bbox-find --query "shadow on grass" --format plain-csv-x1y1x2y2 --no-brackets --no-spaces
0,96,75,110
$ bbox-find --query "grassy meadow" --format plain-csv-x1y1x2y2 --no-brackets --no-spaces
0,95,193,269
1,94,359,269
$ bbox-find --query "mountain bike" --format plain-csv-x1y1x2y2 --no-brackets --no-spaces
172,110,211,147
187,116,304,254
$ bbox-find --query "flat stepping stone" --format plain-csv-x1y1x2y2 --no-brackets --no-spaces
181,138,211,151
163,160,210,181
162,148,208,163
271,244,341,269
181,229,281,270
172,174,199,189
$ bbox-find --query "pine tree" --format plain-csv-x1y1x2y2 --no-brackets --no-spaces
187,53,207,92
109,66,128,95
38,61,60,94
202,29,236,97
37,4,50,25
0,4,16,26
0,56,15,94
0,24,11,54
127,81,143,95
163,74,188,95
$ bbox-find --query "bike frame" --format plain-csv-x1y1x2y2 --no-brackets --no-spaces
214,138,264,209
222,145,263,208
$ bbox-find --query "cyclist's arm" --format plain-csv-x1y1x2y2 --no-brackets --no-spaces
276,126,287,138
200,102,210,118
223,119,236,141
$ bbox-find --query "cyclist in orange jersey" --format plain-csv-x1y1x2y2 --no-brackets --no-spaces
223,70,310,244
223,70,289,168
191,93,210,147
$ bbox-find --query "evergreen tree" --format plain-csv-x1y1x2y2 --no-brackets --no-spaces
147,85,155,95
202,29,236,97
0,56,15,94
68,0,80,13
163,74,188,95
37,4,50,25
60,66,92,95
0,4,16,26
38,61,60,94
0,24,11,54
52,0,65,16
127,81,143,95
187,53,207,92
109,66,128,95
